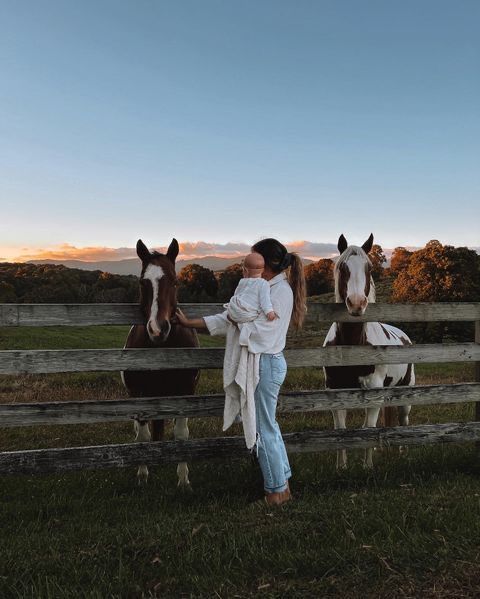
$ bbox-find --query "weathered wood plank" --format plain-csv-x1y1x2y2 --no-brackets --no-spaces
1,383,479,428
1,302,479,327
475,321,480,452
305,302,480,324
1,343,479,375
1,421,479,475
0,303,224,327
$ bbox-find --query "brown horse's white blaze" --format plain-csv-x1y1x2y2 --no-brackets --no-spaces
324,234,415,468
121,238,199,487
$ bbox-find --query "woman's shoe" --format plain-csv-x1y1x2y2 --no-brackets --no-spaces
264,486,292,507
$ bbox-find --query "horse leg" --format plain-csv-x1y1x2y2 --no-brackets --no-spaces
332,409,347,469
363,406,381,468
150,419,165,441
174,418,191,490
134,419,151,484
359,371,384,468
398,366,415,452
398,405,411,426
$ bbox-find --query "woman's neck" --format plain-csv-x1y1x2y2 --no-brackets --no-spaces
262,267,277,281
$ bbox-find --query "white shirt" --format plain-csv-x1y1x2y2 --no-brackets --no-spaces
204,272,293,354
225,277,274,322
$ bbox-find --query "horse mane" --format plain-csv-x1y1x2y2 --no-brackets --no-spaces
334,245,376,303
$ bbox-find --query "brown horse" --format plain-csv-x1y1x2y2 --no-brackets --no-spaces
122,238,199,487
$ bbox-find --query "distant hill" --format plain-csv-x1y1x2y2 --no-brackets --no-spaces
28,255,313,275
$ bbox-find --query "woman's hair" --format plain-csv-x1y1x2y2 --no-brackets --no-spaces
252,238,306,330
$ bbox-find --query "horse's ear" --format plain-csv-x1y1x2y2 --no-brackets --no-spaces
166,238,179,263
338,234,348,254
362,234,374,254
136,239,151,263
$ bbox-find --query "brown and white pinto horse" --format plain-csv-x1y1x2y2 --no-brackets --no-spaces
323,234,414,468
121,238,199,487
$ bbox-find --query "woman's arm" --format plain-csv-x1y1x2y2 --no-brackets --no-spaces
174,308,208,331
175,308,232,335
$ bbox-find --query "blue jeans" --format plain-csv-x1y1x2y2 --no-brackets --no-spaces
255,352,291,493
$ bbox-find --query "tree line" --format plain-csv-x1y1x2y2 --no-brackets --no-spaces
0,263,139,304
1,241,478,312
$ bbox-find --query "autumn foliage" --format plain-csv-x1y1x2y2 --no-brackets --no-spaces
0,263,138,303
217,263,243,302
392,240,480,303
177,264,218,302
369,244,387,280
304,259,334,296
390,247,413,274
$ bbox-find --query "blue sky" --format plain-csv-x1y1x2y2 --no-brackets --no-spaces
0,0,478,261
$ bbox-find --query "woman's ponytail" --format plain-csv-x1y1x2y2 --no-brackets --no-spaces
288,252,306,330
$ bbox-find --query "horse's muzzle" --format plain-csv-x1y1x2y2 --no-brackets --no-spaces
346,295,368,317
147,320,171,344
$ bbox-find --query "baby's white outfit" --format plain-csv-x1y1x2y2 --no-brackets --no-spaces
222,277,275,448
226,278,274,346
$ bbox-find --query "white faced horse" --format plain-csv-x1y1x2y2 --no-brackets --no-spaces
323,234,415,468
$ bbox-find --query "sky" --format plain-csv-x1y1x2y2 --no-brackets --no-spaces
0,0,479,262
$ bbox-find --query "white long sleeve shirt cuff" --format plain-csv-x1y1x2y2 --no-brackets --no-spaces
204,311,229,336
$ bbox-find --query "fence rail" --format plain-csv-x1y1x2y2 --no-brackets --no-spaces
1,301,479,476
0,383,479,428
1,301,479,327
1,343,479,375
2,422,480,475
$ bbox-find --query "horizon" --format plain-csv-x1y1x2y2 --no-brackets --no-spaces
1,237,478,266
1,1,479,258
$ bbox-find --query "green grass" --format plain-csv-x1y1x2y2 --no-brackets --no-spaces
0,326,479,597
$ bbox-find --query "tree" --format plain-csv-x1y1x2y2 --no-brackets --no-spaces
304,259,334,296
392,240,480,303
390,247,412,275
0,262,140,303
0,281,16,302
369,244,386,280
392,241,480,342
177,264,218,302
217,263,243,302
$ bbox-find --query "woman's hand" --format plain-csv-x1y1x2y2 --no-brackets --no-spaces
174,308,191,327
174,308,208,331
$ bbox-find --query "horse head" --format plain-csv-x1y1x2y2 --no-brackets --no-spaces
335,233,375,316
136,238,179,344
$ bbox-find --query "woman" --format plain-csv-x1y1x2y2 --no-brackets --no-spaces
176,238,306,506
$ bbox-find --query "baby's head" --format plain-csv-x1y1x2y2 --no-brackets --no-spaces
243,252,265,278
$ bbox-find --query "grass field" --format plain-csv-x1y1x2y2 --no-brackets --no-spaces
1,325,479,598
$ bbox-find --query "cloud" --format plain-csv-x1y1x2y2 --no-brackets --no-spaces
155,241,250,259
12,240,340,262
285,241,339,259
8,240,477,264
13,244,137,262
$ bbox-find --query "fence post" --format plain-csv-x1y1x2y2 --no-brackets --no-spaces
475,320,480,462
476,321,480,422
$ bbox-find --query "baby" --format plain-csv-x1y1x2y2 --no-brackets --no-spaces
225,252,278,326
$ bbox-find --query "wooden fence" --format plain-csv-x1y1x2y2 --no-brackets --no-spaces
0,302,479,475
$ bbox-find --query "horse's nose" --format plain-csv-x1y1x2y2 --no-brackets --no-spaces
346,295,368,316
160,319,171,337
147,319,170,342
